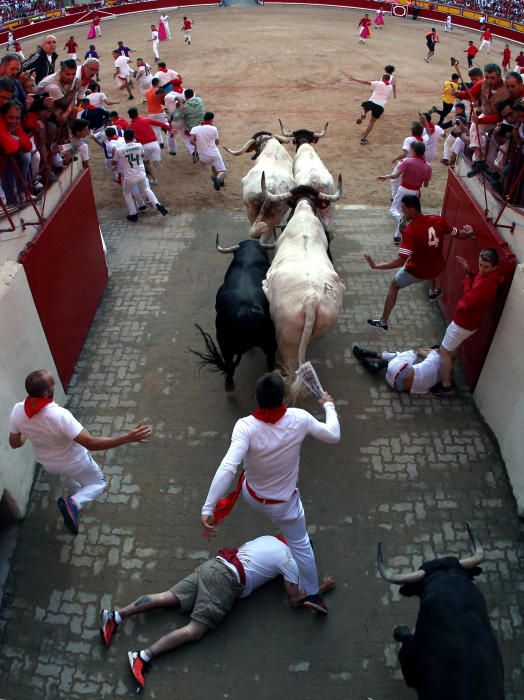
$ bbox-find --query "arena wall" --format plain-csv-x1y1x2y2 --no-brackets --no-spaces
475,264,524,517
0,261,66,519
2,0,523,45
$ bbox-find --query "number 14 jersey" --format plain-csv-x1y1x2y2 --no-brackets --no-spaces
113,142,147,179
399,214,457,280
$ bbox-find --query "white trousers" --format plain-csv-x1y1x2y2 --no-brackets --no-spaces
389,184,419,221
242,483,319,595
148,112,168,145
122,174,158,214
56,454,106,510
152,39,159,59
478,39,491,53
164,22,171,39
469,120,491,156
181,130,195,155
183,29,192,42
443,133,456,160
95,25,102,36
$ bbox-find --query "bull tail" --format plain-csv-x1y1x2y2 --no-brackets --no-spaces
249,196,271,241
289,293,320,401
188,324,229,376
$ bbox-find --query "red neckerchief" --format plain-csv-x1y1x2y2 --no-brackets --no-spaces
414,135,424,141
157,67,168,73
216,547,246,586
80,67,91,86
274,533,288,545
83,104,96,110
24,396,52,418
200,120,213,125
252,405,287,423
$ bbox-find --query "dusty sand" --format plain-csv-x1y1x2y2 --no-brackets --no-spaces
22,7,511,218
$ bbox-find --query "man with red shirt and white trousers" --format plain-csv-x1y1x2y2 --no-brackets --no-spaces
8,370,151,535
432,248,502,395
365,195,474,331
100,534,335,689
478,27,492,54
378,141,432,244
201,372,340,615
128,107,172,184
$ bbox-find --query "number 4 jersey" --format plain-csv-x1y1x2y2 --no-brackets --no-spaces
399,215,457,280
113,141,147,180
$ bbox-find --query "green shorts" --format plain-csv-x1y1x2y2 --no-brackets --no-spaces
170,559,244,629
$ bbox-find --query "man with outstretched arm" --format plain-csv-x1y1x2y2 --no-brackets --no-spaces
201,372,340,615
9,370,152,535
100,534,336,689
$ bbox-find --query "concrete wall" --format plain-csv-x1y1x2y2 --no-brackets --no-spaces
475,264,524,517
0,261,65,519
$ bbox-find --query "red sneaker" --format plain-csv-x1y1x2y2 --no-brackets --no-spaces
100,609,117,648
128,651,149,688
302,594,328,615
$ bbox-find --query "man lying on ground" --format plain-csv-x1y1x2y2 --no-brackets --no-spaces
353,345,441,394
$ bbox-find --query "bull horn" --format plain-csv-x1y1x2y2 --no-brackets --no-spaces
377,543,426,585
313,122,329,139
261,172,291,202
278,119,293,138
215,234,240,254
317,174,343,202
273,133,292,144
223,138,255,156
459,522,485,569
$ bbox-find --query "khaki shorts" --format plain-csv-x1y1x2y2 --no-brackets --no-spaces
170,559,244,629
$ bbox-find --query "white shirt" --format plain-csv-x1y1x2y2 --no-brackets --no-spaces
87,92,107,108
37,72,85,102
154,68,178,86
114,55,130,78
151,30,159,42
217,536,299,598
190,124,220,159
402,135,419,155
164,91,185,116
386,350,441,394
423,124,444,161
202,404,340,515
113,141,146,178
103,135,124,161
9,402,88,471
369,80,393,107
160,13,169,23
136,63,152,85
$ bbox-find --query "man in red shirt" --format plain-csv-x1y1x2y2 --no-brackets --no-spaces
432,248,502,395
378,141,432,244
502,44,511,73
478,27,492,54
364,195,474,331
516,51,524,74
64,36,78,61
464,40,478,69
128,106,172,184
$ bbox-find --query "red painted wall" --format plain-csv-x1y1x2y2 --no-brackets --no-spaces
436,170,516,388
19,169,109,390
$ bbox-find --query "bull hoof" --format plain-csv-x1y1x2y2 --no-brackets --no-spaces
225,379,235,392
393,625,411,642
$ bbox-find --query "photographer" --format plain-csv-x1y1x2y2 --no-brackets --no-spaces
441,102,468,165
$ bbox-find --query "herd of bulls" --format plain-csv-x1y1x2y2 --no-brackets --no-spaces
192,122,344,392
190,126,506,699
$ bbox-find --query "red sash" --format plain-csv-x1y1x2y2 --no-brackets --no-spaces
217,547,246,586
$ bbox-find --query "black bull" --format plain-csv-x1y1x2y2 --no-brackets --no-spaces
378,532,504,700
190,239,277,391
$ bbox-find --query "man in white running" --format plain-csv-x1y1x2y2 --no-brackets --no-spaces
135,57,152,101
112,50,133,100
8,370,151,535
352,345,442,393
201,372,340,615
149,25,160,63
100,534,336,690
112,129,169,222
348,73,393,145
189,111,227,190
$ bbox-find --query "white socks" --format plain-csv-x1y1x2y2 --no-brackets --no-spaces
139,650,151,663
114,611,122,624
382,351,397,361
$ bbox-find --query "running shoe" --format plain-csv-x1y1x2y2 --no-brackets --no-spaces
428,288,442,302
128,651,150,688
352,345,377,361
192,151,199,163
57,497,79,535
302,594,328,615
138,205,147,212
431,382,455,396
156,204,168,216
393,235,401,246
126,214,138,222
361,358,388,375
100,609,118,648
367,318,389,332
360,138,369,145
211,175,221,191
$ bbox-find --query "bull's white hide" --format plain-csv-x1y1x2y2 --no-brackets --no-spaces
263,200,344,371
241,138,295,242
293,143,336,234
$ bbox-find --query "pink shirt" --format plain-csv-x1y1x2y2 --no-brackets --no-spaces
396,155,432,190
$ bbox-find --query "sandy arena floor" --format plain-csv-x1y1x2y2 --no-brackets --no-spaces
22,6,514,219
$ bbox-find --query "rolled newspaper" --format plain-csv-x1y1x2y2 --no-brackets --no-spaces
295,361,324,399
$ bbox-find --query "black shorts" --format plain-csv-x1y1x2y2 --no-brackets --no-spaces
362,101,384,119
426,40,435,50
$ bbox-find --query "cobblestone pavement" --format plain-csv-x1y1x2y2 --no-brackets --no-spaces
0,206,523,700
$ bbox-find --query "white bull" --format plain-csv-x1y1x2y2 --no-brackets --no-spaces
279,121,336,236
224,133,295,243
261,173,345,376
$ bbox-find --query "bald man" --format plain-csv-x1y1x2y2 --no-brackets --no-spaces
22,35,58,84
9,370,152,535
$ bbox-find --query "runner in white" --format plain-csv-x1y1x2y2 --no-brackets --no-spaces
189,111,227,190
445,14,452,31
112,50,134,100
135,57,152,101
352,345,442,393
348,73,393,145
201,372,340,615
8,370,151,535
100,534,336,690
149,25,160,63
112,129,169,221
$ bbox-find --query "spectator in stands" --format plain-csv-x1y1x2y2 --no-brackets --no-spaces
36,59,85,122
505,71,524,101
432,249,503,396
0,99,32,203
22,35,57,84
0,54,26,104
0,77,16,109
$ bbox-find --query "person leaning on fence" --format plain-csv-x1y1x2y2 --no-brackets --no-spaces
0,98,32,203
8,370,152,535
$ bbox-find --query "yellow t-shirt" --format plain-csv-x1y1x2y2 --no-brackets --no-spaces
442,80,459,105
